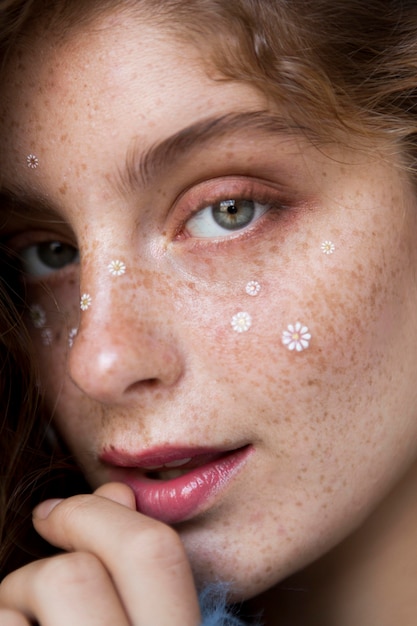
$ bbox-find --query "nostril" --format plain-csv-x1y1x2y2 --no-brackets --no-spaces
125,378,159,394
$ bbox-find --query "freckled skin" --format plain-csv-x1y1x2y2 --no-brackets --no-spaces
2,9,417,622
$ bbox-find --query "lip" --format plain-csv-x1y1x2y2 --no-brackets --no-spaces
101,445,253,524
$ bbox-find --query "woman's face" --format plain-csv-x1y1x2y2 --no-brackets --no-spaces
2,9,417,598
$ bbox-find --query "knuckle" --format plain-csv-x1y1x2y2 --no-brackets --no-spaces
123,521,186,568
34,552,106,592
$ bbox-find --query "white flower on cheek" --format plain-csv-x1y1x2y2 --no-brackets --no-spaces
282,322,311,352
41,328,53,346
80,293,92,311
29,304,46,328
108,260,126,276
26,154,39,168
321,240,335,255
231,311,252,333
245,280,261,296
68,327,78,348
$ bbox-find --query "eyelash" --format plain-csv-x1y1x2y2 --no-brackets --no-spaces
174,177,292,242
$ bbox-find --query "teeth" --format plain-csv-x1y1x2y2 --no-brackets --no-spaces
164,457,192,468
144,457,192,471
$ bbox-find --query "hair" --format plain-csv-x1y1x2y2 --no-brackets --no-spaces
0,0,417,575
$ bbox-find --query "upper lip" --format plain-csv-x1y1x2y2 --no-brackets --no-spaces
99,445,245,471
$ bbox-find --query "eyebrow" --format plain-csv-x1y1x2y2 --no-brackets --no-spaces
119,110,308,192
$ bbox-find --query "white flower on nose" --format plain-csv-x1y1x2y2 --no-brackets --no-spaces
108,260,126,276
80,293,92,311
282,322,311,352
231,311,252,333
68,327,78,348
41,328,53,347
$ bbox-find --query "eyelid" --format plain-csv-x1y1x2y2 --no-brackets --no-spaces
172,176,292,239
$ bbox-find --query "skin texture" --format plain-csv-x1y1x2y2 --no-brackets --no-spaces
2,8,417,625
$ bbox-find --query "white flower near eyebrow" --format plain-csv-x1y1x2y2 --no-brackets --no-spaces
282,322,311,352
231,311,252,333
29,304,46,328
80,293,92,311
26,154,39,169
68,327,78,348
321,240,335,255
245,280,261,296
108,259,126,276
41,328,53,347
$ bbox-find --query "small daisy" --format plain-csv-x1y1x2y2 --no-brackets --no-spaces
245,280,261,297
29,303,46,329
108,259,126,276
80,293,92,311
26,154,39,169
41,328,53,347
68,327,78,348
321,240,335,255
231,311,252,333
282,322,311,352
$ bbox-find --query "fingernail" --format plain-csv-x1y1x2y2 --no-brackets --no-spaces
33,498,63,519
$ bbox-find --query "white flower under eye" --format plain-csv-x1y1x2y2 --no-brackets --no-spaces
26,154,39,169
80,293,92,311
321,241,335,255
245,281,261,296
41,328,53,347
282,322,311,352
29,304,46,328
68,327,78,348
108,260,126,276
231,311,252,333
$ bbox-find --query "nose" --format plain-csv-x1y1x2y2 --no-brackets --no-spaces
68,269,184,405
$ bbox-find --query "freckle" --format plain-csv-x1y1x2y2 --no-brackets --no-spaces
59,183,68,195
60,133,68,142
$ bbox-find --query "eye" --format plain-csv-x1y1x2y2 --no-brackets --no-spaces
20,240,79,277
185,198,271,238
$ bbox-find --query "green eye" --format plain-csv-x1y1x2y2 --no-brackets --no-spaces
20,241,79,277
186,198,270,238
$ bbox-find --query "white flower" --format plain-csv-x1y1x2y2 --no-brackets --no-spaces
80,293,92,311
29,304,46,328
231,311,252,333
321,241,335,255
282,322,311,352
245,280,261,296
41,328,53,346
108,259,126,276
68,327,78,348
26,154,39,169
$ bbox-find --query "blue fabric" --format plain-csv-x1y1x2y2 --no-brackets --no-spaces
199,583,257,626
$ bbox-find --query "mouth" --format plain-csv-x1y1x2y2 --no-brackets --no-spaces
101,445,253,524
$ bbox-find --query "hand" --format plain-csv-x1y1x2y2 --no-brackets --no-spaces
0,483,201,625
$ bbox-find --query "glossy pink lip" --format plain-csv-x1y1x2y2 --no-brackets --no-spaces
101,445,253,524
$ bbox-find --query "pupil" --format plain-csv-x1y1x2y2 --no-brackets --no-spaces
39,241,77,269
213,199,255,230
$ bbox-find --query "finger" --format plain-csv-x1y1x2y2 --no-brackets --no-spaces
0,609,31,626
0,553,130,626
33,491,201,626
94,481,137,509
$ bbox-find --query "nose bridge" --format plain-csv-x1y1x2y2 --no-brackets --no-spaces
68,253,183,404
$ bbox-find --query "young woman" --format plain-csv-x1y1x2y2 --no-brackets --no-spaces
0,0,417,623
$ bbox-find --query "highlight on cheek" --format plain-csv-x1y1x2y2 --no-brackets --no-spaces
231,311,252,333
26,153,39,169
321,240,335,255
108,259,126,276
282,322,311,352
245,280,261,296
29,303,46,329
80,293,92,311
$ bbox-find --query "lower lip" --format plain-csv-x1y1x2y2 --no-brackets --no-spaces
113,446,253,524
